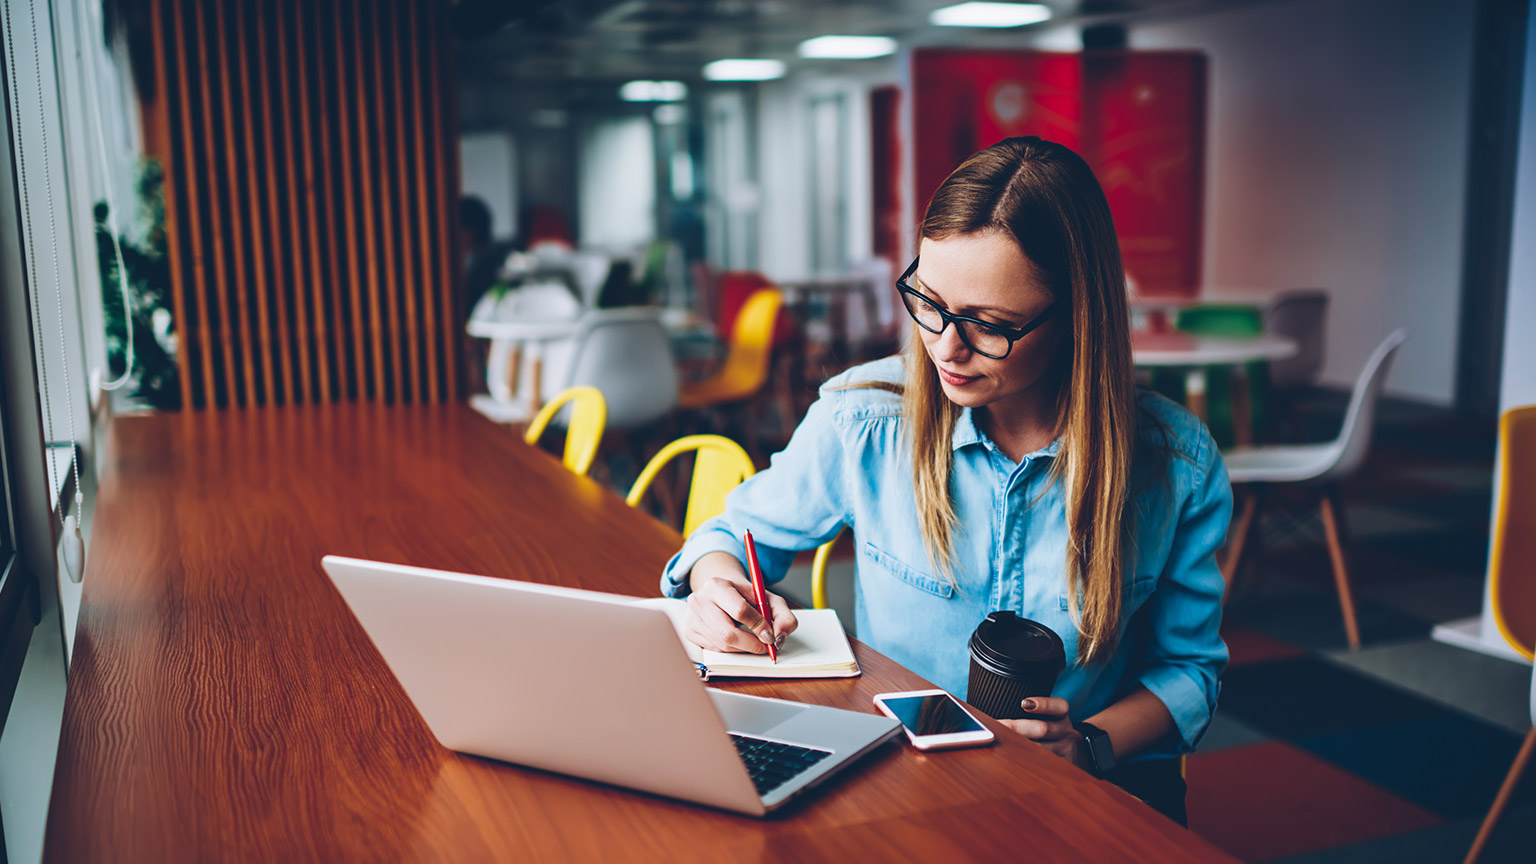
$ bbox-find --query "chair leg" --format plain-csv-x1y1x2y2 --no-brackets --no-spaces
1464,726,1536,864
1318,488,1361,651
1222,489,1260,602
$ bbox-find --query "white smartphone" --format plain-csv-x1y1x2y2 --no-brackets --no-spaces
872,689,996,751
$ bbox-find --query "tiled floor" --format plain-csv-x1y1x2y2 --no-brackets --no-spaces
768,390,1534,862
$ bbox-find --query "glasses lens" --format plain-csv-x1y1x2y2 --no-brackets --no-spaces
958,321,1012,358
902,290,946,333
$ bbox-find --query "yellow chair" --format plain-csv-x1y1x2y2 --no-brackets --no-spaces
1465,404,1536,864
680,288,786,458
523,386,607,476
680,287,784,409
810,527,845,610
626,434,756,536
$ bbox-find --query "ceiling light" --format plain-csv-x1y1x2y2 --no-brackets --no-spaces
619,80,688,102
702,59,787,81
798,35,898,59
930,2,1053,28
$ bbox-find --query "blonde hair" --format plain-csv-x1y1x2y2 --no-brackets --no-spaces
908,137,1135,666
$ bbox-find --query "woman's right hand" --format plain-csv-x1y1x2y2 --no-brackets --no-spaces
684,551,799,654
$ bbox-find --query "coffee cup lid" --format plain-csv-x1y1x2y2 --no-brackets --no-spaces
969,611,1065,677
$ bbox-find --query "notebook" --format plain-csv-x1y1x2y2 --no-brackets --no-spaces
632,598,860,678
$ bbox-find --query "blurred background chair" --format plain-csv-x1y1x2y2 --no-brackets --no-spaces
1464,404,1536,864
555,308,680,431
523,385,608,476
626,434,755,536
679,287,789,461
1263,289,1329,439
1220,329,1406,650
811,527,848,610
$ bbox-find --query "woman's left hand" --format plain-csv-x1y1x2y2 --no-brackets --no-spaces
997,697,1084,768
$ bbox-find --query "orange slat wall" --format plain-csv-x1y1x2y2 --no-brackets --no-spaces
143,0,460,408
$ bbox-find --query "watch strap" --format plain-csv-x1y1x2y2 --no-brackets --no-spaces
1073,720,1117,776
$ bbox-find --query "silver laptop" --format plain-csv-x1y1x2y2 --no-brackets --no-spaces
322,555,901,816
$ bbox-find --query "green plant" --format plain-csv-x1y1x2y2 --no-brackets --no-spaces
97,159,179,410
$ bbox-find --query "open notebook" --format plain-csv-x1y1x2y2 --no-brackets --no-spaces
632,598,860,679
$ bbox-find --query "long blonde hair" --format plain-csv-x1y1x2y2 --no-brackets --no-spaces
907,137,1135,666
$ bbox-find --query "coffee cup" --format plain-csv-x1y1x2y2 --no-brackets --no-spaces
966,611,1066,720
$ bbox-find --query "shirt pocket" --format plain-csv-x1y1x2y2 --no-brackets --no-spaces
863,541,955,599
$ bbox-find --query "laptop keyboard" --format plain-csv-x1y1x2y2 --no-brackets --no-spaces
728,733,833,796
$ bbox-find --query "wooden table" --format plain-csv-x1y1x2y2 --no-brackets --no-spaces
46,404,1235,862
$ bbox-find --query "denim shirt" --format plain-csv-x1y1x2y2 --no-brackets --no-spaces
660,356,1231,759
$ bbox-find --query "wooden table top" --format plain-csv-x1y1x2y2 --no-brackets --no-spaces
46,403,1235,863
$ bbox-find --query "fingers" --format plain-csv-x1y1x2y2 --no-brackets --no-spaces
1021,697,1070,718
684,591,770,654
722,580,770,634
1000,697,1075,743
999,717,1075,740
766,591,799,638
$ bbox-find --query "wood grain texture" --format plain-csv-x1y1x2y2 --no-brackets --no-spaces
46,405,1234,863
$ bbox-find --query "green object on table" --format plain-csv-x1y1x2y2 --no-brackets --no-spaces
1152,304,1269,447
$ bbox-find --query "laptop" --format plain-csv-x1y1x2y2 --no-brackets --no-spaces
322,556,902,816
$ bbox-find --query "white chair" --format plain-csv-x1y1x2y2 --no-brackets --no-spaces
479,280,584,411
1220,329,1407,650
549,308,680,431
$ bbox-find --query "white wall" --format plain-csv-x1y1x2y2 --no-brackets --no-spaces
578,115,656,252
756,60,898,282
1500,5,1536,415
459,132,518,240
1126,0,1476,405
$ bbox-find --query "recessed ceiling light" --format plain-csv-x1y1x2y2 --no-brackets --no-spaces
798,35,898,59
619,80,688,102
703,59,787,81
930,2,1053,28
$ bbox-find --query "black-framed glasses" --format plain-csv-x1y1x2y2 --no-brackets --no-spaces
896,256,1057,359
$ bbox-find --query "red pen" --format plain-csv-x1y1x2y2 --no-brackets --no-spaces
742,530,778,663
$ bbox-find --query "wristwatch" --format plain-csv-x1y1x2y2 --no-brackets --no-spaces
1073,721,1117,776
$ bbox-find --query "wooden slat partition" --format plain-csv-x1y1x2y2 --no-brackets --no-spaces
141,0,460,408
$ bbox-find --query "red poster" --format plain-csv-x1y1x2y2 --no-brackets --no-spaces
910,49,1205,297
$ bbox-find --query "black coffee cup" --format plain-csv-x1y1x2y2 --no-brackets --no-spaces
966,611,1066,720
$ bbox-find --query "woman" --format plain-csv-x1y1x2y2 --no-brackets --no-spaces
659,136,1229,824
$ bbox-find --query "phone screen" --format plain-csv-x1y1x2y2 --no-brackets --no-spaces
881,693,984,736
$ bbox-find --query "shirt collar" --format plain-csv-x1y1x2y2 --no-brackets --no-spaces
951,407,1063,459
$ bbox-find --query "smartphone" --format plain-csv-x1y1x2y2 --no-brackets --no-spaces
872,689,996,751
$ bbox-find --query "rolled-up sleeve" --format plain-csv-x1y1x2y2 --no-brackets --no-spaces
1135,432,1232,752
660,391,853,598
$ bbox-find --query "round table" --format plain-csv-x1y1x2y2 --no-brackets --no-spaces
1131,332,1298,446
466,316,582,423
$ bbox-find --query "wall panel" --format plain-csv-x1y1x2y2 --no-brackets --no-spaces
143,0,458,408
